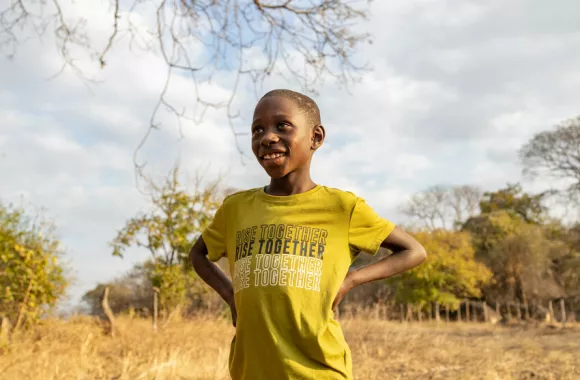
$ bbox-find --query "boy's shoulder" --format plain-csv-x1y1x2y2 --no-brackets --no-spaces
320,185,361,202
220,187,262,205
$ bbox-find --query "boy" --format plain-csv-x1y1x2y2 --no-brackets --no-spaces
190,89,426,380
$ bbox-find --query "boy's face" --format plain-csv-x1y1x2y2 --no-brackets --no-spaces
251,96,322,179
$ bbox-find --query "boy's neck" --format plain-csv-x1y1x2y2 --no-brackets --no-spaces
266,170,317,196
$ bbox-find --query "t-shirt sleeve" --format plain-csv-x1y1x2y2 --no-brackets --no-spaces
349,197,396,255
201,203,227,262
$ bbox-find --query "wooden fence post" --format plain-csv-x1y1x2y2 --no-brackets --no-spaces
548,300,555,324
153,287,159,333
1,317,11,346
445,305,450,323
560,299,567,328
524,300,530,320
435,302,440,323
507,302,512,320
406,304,412,322
483,301,488,323
400,304,405,323
516,301,522,321
465,300,470,322
417,305,422,323
458,302,462,322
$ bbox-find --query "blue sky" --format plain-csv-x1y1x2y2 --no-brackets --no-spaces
1,0,580,310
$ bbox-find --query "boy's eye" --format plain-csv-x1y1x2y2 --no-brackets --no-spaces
277,122,291,129
252,126,264,134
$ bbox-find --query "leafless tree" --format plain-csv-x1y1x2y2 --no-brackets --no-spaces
0,0,372,172
449,185,482,227
401,185,482,231
520,116,580,199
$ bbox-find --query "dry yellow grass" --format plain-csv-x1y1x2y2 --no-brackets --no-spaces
1,315,579,380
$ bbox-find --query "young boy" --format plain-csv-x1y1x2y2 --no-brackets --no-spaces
190,89,426,380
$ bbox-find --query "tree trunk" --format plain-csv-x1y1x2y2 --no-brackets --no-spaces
435,302,440,323
14,278,33,331
560,299,567,328
101,287,116,337
548,300,555,324
465,300,470,322
445,305,450,323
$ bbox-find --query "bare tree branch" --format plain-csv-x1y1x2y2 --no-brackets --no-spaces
1,0,371,182
520,116,580,198
401,185,482,231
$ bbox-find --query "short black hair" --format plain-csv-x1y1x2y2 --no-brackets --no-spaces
260,89,321,127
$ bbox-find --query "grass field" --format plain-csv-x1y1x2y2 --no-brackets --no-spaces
1,315,579,379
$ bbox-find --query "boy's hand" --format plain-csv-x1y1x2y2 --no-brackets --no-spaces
332,272,356,312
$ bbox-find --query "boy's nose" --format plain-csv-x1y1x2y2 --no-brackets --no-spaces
261,130,280,145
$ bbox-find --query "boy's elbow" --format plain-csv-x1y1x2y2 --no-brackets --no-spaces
415,245,427,264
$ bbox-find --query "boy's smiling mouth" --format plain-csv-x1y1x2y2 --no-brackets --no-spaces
260,150,287,161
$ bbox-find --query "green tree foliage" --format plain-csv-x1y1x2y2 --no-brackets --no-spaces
479,183,549,224
388,230,492,308
547,223,580,299
0,203,68,326
463,211,566,304
110,166,225,314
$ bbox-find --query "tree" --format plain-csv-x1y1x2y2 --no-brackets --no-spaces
0,0,372,163
463,211,566,304
520,115,580,197
82,261,154,316
401,185,481,231
549,222,580,299
479,183,549,224
388,230,492,308
0,202,69,326
110,165,226,313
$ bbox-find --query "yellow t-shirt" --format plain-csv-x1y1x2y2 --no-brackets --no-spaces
202,185,396,380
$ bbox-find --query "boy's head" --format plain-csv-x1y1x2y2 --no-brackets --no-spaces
251,89,325,179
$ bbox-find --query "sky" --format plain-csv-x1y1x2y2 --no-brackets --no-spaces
1,0,580,310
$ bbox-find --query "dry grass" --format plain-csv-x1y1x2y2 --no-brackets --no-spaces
1,315,579,380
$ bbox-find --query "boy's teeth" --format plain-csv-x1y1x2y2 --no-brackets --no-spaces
264,153,284,159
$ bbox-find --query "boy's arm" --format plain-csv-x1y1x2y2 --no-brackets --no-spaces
332,226,426,310
189,236,236,324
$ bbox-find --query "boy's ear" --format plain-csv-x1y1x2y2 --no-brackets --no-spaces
311,125,325,150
